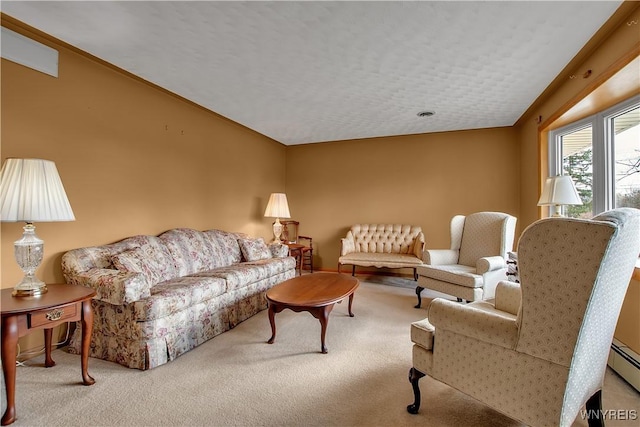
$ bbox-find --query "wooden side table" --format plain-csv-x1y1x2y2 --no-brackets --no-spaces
0,283,96,425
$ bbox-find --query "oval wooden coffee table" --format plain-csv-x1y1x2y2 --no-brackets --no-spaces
266,273,359,354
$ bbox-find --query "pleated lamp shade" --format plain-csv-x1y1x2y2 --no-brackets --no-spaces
0,158,75,222
264,193,291,219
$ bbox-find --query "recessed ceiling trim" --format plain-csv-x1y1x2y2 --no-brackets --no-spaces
1,26,58,77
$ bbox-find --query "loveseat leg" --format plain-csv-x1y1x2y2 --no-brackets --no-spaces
585,390,604,427
407,367,426,414
413,268,418,281
415,286,424,308
352,265,356,276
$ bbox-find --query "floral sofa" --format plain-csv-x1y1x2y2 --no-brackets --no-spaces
62,228,296,370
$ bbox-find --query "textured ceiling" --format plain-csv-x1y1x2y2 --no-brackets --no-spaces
1,1,623,145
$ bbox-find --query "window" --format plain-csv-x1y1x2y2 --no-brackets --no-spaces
548,95,640,218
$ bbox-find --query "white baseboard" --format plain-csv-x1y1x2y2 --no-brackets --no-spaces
608,338,640,392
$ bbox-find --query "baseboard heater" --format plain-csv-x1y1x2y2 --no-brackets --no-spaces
608,338,640,392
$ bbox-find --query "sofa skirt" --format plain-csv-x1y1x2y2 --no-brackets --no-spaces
67,270,295,370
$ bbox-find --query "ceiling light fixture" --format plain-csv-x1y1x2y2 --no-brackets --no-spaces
417,111,435,117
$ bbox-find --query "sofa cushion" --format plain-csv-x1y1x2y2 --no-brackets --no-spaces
193,257,294,292
133,276,227,322
339,252,423,268
238,237,272,261
160,228,218,276
111,241,177,286
204,229,243,265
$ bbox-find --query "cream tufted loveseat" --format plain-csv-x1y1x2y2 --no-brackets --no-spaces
338,224,425,279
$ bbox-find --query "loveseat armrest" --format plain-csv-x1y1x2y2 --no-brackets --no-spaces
494,280,521,316
341,231,355,256
268,243,289,258
428,298,518,349
477,256,506,274
413,232,426,259
423,249,458,265
70,268,151,305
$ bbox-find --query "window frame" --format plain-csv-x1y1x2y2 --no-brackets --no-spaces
548,94,640,217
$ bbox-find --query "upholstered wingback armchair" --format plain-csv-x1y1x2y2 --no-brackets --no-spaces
415,212,517,307
408,208,640,427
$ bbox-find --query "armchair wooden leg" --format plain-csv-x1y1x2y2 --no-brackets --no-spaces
415,286,424,308
586,390,604,427
413,268,418,281
352,265,356,276
407,367,426,414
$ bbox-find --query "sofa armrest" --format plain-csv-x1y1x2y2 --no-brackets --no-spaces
423,249,459,265
428,298,518,349
71,268,151,305
477,256,506,274
494,280,521,316
268,243,289,258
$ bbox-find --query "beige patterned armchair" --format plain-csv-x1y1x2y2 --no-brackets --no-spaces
408,208,640,427
415,211,517,306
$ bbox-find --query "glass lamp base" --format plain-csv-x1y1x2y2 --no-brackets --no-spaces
12,276,48,297
12,223,47,297
12,285,48,297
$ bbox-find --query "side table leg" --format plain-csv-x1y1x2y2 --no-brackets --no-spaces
80,301,95,386
44,328,56,368
2,316,19,426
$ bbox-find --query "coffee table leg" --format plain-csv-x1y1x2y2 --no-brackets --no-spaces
267,302,278,344
348,293,355,317
318,304,335,354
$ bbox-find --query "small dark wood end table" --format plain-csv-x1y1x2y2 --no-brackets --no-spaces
266,273,359,354
0,283,96,425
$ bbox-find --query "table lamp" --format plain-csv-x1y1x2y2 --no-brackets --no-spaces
537,175,582,217
0,158,75,296
264,193,290,243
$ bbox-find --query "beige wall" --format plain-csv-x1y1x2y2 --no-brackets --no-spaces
616,274,640,352
1,18,287,288
285,128,520,272
2,4,639,356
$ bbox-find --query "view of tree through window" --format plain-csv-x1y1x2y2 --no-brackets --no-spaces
561,126,593,218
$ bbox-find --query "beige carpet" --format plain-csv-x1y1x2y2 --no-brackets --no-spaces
1,276,638,427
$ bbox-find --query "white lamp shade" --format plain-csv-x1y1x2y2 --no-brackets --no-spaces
0,158,75,222
537,175,583,206
264,193,291,218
